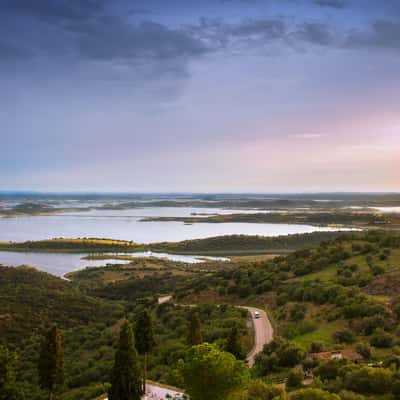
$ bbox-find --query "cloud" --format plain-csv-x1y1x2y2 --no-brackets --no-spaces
295,22,335,45
70,18,209,62
189,17,337,53
313,0,346,9
1,0,208,66
0,41,32,61
1,0,105,22
346,19,400,51
290,134,325,139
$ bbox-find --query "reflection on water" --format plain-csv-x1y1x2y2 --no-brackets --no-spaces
0,251,229,277
0,206,355,276
0,207,348,243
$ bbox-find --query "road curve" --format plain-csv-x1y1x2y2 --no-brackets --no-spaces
159,296,274,368
241,306,274,367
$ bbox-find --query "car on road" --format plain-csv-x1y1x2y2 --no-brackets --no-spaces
254,311,260,319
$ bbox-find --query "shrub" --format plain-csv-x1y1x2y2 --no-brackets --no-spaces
289,388,340,400
342,365,393,395
333,329,355,344
314,359,346,381
247,380,286,400
370,328,394,348
286,369,304,388
355,343,371,360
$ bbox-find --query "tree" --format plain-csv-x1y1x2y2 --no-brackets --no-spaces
338,391,366,400
0,346,23,400
181,343,249,400
289,388,340,400
247,380,287,400
342,365,392,395
38,326,65,400
313,359,346,382
109,320,143,400
187,312,203,346
255,337,304,375
225,325,245,360
286,368,303,388
370,328,394,348
333,329,355,344
135,310,155,393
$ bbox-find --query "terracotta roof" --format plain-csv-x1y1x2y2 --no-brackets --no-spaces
309,349,363,362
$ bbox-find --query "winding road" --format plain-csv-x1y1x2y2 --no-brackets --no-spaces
159,296,274,367
241,306,274,367
104,299,273,400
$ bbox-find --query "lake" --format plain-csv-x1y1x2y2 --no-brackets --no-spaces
0,207,347,243
0,251,229,276
0,206,354,275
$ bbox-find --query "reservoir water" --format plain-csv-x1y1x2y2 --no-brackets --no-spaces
0,251,229,276
0,206,353,276
0,207,346,243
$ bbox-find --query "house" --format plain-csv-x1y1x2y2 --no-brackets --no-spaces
309,349,363,363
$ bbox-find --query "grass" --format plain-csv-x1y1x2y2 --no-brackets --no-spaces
291,320,346,349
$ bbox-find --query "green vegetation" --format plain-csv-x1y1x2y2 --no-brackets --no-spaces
181,343,250,400
38,326,65,400
5,230,400,400
0,266,124,346
187,312,203,346
141,211,400,229
134,310,155,392
0,202,61,217
0,264,250,399
0,231,342,255
0,345,24,400
65,259,204,302
109,320,143,400
176,232,400,398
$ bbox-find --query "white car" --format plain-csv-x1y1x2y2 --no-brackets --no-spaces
254,311,261,319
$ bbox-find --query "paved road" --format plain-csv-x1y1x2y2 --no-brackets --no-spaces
241,306,274,367
145,383,184,399
158,296,274,367
104,383,184,400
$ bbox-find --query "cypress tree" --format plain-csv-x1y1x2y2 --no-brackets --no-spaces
109,319,143,400
135,309,155,393
187,312,203,346
0,345,23,400
225,326,245,360
38,326,65,400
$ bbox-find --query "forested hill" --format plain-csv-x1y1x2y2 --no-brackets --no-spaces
0,231,342,255
0,266,124,346
176,231,400,353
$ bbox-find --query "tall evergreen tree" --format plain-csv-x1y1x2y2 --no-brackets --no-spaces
0,345,24,400
187,312,203,346
38,326,65,400
135,309,155,393
225,326,245,360
109,319,143,400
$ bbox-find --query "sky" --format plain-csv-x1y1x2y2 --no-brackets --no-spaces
1,0,400,193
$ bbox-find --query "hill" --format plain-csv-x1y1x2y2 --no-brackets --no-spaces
0,231,342,255
0,266,124,346
176,231,400,354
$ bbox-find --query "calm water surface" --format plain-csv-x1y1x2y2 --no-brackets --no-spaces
0,251,229,276
0,206,353,275
0,207,346,243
